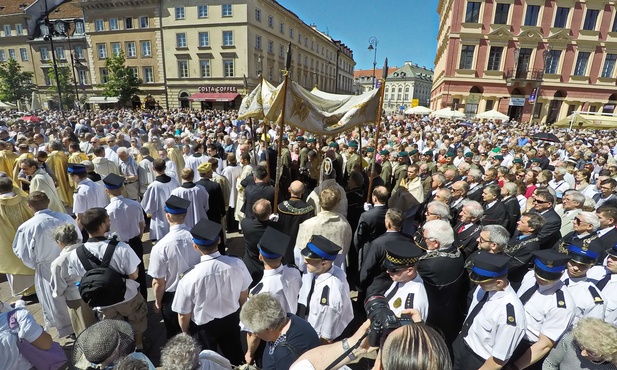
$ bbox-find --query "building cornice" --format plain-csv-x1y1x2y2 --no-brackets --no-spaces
74,0,159,10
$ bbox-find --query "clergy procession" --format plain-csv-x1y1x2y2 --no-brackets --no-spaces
3,108,617,370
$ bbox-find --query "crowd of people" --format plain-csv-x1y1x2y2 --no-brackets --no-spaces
1,107,617,370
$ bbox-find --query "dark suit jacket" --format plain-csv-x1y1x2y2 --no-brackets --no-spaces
589,228,617,263
534,208,562,249
449,197,468,227
502,196,521,236
593,193,617,204
467,184,483,202
275,198,315,264
552,231,597,254
505,232,541,290
453,222,482,258
481,200,507,228
354,205,388,251
240,218,271,287
196,178,226,222
243,182,275,220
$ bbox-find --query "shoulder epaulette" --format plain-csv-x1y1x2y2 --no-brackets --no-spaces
506,303,516,326
179,266,194,280
250,282,263,298
320,286,330,306
405,293,415,309
588,285,604,305
556,289,567,308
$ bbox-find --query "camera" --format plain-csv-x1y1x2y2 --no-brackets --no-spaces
364,295,413,347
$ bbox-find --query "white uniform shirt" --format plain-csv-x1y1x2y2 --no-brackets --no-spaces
67,239,141,309
297,265,353,340
587,267,617,325
172,252,252,325
384,274,429,320
518,271,575,342
141,176,180,240
170,184,209,229
73,178,109,214
465,284,527,362
561,275,606,324
0,308,44,370
106,196,144,242
148,224,201,292
249,265,302,314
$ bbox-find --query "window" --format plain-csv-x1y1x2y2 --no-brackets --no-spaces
200,60,211,77
111,42,121,56
78,70,88,85
143,67,153,83
56,46,65,60
222,4,232,17
198,5,208,18
304,38,308,47
290,27,294,39
486,100,494,111
0,50,5,62
97,44,107,59
494,3,510,24
4,25,11,36
574,51,590,76
280,22,284,34
109,18,119,30
487,46,503,70
279,45,284,57
94,19,104,31
255,8,261,22
40,47,49,61
199,32,209,47
19,48,27,61
459,45,475,69
602,54,617,78
223,59,234,77
583,9,599,31
74,21,85,34
129,67,138,77
178,61,189,78
44,71,52,86
139,16,148,28
138,41,151,57
175,6,185,20
554,7,569,28
124,18,133,29
15,24,22,35
255,35,261,49
74,45,84,59
268,15,275,28
100,68,109,83
268,40,274,54
544,49,561,74
126,42,136,57
223,31,233,46
613,12,617,33
524,5,540,26
176,33,187,48
298,33,301,43
465,2,481,23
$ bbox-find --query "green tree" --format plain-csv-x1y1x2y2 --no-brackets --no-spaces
47,63,76,110
100,51,142,107
0,58,34,105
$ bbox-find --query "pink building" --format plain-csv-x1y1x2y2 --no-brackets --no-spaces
432,0,617,123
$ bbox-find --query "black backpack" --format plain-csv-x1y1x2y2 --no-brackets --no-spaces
76,237,127,307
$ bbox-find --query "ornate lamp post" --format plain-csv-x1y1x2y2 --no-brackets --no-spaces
368,36,378,88
530,44,552,123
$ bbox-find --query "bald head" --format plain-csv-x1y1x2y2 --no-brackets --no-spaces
289,181,305,198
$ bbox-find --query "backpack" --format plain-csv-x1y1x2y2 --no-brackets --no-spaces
76,237,127,308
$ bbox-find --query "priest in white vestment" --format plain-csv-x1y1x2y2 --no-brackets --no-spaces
141,158,180,240
170,168,209,229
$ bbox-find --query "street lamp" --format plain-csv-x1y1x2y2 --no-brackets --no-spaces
530,44,552,123
368,36,378,89
54,19,82,112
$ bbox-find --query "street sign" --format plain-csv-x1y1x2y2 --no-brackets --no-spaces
509,97,526,106
529,88,537,103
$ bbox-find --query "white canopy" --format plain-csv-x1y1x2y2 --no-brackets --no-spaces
432,107,466,119
87,96,119,104
0,101,16,109
475,109,510,121
405,106,433,115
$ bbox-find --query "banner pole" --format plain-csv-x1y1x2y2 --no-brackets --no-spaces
273,43,292,214
366,58,388,203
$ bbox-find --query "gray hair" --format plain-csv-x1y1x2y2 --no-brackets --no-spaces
577,211,600,231
568,191,585,207
160,333,200,370
554,167,567,176
427,201,450,220
422,219,454,247
433,172,446,185
81,160,94,172
165,138,176,147
53,223,79,247
467,169,483,182
462,199,484,219
482,225,510,249
116,147,129,156
583,197,596,211
502,182,517,196
49,140,63,151
240,293,287,333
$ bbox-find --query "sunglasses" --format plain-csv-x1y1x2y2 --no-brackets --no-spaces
386,267,408,274
532,197,549,204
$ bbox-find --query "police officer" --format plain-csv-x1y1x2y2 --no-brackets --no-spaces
588,244,617,326
148,195,201,339
103,173,147,299
453,252,526,370
562,244,606,324
297,235,353,343
509,250,575,370
171,219,252,365
68,163,108,237
382,241,429,319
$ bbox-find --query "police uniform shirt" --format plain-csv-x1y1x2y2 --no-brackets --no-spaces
384,274,429,320
587,267,617,325
464,284,527,362
73,178,109,214
105,196,145,242
148,224,201,293
171,252,252,326
66,240,140,308
560,275,606,324
297,265,353,340
517,270,575,342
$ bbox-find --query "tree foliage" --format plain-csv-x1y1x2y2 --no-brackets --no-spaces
47,63,76,109
100,51,142,107
0,58,34,105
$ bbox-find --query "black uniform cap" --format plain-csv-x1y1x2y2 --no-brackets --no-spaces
383,241,424,270
102,173,125,190
301,235,341,261
191,219,222,247
165,195,190,214
258,227,290,259
67,163,87,174
532,250,570,281
469,252,510,283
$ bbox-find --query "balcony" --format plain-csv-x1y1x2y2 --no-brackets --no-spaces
505,68,544,84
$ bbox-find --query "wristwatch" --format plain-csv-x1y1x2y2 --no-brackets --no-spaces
341,338,357,361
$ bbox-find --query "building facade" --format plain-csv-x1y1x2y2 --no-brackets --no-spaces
432,0,617,123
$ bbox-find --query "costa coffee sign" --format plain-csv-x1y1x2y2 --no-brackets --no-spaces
198,86,238,93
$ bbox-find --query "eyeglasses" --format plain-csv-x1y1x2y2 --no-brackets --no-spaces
478,236,492,244
574,218,589,225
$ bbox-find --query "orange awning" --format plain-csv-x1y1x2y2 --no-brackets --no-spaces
188,93,239,102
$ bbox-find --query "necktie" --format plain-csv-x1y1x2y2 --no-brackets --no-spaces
519,283,539,305
385,283,399,301
597,274,612,290
460,292,489,337
305,277,316,316
564,278,570,286
458,225,465,233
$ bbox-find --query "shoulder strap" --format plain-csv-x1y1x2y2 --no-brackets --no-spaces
101,237,120,268
76,244,100,271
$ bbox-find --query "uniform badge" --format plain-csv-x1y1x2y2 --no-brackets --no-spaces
558,300,565,307
393,298,402,309
321,298,327,304
546,260,553,268
508,316,515,323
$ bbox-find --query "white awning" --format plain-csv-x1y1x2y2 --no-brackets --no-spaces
87,96,119,104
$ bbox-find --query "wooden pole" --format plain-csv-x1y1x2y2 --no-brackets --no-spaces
366,60,388,203
248,117,258,165
273,75,290,214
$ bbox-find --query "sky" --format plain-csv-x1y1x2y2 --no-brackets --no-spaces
276,0,440,72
